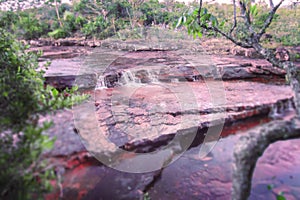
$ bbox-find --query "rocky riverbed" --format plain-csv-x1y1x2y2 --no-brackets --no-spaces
39,40,300,199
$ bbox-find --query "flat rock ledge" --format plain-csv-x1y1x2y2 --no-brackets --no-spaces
42,48,290,90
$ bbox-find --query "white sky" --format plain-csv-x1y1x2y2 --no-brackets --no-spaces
160,0,297,6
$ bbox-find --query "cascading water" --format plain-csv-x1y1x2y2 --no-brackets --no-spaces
269,98,295,119
95,76,107,89
95,67,201,89
146,69,159,83
119,70,137,85
287,98,295,111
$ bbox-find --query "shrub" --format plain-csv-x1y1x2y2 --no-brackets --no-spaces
0,28,86,199
48,28,68,39
16,12,48,40
81,16,109,39
63,11,76,32
0,11,18,32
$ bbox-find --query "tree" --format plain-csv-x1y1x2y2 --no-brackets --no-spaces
178,0,300,199
0,28,86,199
46,0,63,28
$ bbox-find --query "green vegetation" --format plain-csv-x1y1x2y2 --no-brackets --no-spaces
267,184,287,200
0,0,300,46
0,28,87,199
0,0,187,40
0,0,298,46
0,0,299,198
179,2,300,47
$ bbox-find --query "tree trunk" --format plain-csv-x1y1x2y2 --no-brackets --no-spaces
232,45,300,199
54,0,63,28
232,118,300,200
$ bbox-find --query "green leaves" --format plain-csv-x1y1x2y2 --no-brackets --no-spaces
176,7,220,39
267,184,274,190
48,28,67,39
250,4,258,17
51,88,59,98
82,16,109,39
267,184,286,200
0,29,87,199
276,193,286,200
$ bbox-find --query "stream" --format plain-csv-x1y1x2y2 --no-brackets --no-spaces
42,45,300,200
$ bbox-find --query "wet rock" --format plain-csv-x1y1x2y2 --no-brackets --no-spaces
42,57,97,89
40,46,300,199
147,134,300,200
27,38,101,48
96,51,206,87
30,46,90,61
90,80,294,155
217,64,256,79
104,73,122,88
135,69,151,83
212,55,286,79
41,110,86,157
40,47,129,89
101,39,204,52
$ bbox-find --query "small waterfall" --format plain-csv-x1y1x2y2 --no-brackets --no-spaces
95,67,203,90
269,99,295,119
171,78,179,83
146,69,159,83
286,98,295,111
269,103,281,119
95,76,107,89
119,70,137,85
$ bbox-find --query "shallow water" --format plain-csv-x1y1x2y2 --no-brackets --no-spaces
45,48,300,199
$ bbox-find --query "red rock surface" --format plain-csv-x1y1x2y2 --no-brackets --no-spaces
41,47,300,200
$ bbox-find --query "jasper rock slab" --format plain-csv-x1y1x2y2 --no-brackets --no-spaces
96,51,208,88
42,46,293,90
212,55,287,80
41,110,86,157
42,48,126,89
41,47,298,200
45,113,300,200
84,80,294,156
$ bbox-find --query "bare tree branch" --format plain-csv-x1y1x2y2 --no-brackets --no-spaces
252,43,283,67
238,0,251,26
238,0,257,37
257,0,284,40
191,0,300,199
126,7,134,29
196,0,252,48
204,25,253,48
229,0,237,35
197,0,203,24
269,0,275,8
232,118,300,200
54,0,63,28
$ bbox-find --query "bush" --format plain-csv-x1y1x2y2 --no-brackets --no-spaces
0,28,86,199
48,28,68,39
0,11,18,32
81,16,109,39
63,11,77,32
16,12,48,40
